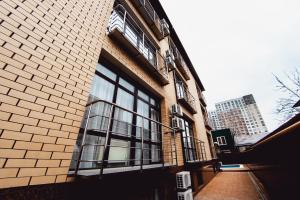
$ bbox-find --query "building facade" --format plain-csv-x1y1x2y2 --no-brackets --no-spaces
208,110,222,130
211,129,236,154
0,0,216,199
209,94,268,136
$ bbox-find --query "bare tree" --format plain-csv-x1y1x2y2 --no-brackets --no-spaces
274,68,300,121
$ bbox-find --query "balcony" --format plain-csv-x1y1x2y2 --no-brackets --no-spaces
182,134,208,164
107,5,169,85
176,81,197,114
69,98,177,177
199,91,207,107
204,116,213,131
201,106,212,130
169,39,190,80
132,0,167,40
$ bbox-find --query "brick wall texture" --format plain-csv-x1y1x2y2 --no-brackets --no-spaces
0,0,212,188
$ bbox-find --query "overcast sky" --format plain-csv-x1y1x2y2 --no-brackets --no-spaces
160,0,300,131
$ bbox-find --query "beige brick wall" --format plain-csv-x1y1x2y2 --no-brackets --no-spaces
0,0,213,189
0,0,113,188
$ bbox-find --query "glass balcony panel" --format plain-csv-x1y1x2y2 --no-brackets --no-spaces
108,5,169,85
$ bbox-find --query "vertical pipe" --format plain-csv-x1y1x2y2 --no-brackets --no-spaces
161,124,165,168
99,104,114,177
194,138,200,161
203,143,207,161
140,116,144,171
173,129,178,166
169,132,172,165
74,104,92,176
156,50,159,70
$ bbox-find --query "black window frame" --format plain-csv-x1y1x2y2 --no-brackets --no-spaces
81,60,163,169
181,117,198,163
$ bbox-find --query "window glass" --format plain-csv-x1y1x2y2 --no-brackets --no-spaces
119,78,134,92
221,136,227,145
124,23,139,48
151,145,160,162
96,64,116,81
86,102,112,132
90,75,115,102
150,98,156,106
136,100,150,140
176,81,185,99
78,135,105,169
113,89,134,136
138,90,149,101
151,108,160,142
108,139,130,166
135,142,150,165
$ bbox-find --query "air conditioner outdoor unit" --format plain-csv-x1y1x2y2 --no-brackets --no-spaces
166,56,176,71
161,18,170,36
177,189,193,200
172,117,184,130
171,104,183,116
176,171,191,189
166,50,175,61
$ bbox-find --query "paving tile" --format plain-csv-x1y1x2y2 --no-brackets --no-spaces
195,172,261,200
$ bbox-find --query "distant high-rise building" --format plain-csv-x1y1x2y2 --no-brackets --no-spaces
209,94,268,136
208,110,222,130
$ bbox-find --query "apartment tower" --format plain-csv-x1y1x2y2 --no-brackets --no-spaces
209,94,268,136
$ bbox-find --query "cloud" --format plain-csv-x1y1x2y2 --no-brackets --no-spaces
161,0,300,131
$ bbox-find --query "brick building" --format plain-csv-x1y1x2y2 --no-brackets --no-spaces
0,0,216,199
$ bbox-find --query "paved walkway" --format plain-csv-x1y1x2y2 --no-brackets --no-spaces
195,172,262,200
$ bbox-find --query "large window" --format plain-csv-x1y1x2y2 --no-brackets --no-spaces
181,118,198,162
73,63,161,169
175,74,187,100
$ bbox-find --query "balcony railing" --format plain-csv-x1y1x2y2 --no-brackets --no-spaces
70,98,178,177
176,82,197,114
182,135,207,163
108,5,169,85
200,106,212,130
199,91,207,107
132,0,166,40
204,116,213,131
169,39,190,80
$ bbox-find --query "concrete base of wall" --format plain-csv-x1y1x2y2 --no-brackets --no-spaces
0,170,177,200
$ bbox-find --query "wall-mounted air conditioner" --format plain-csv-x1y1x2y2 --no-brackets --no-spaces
176,171,191,189
172,117,184,130
161,18,170,36
166,50,175,61
166,56,176,71
177,189,193,200
171,104,183,116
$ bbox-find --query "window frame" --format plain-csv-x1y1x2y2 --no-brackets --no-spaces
181,117,198,162
80,61,162,169
217,136,227,146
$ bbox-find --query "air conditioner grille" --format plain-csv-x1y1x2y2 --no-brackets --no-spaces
176,171,191,189
177,189,193,200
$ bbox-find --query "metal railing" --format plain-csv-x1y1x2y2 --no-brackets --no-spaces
169,38,190,79
182,135,207,163
139,0,161,30
198,91,207,106
176,81,197,112
108,5,168,81
72,98,178,177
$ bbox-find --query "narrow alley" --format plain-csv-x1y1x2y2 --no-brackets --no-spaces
195,170,266,200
